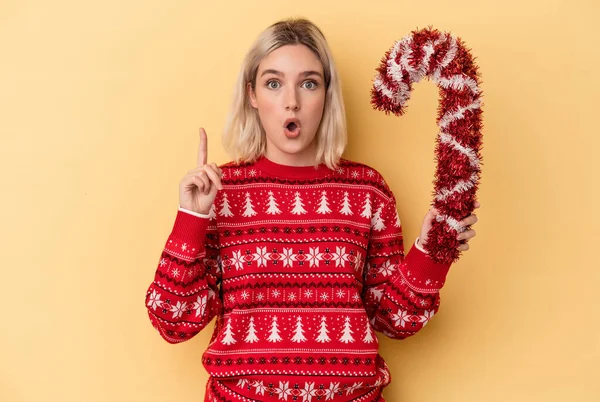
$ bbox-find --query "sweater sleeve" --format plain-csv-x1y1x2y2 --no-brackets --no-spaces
361,189,452,340
145,210,222,344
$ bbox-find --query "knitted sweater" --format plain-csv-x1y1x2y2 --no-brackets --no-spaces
145,155,453,402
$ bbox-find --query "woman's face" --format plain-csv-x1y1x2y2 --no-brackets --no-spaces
248,44,326,166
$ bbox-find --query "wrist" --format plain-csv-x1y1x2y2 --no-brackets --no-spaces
415,236,428,254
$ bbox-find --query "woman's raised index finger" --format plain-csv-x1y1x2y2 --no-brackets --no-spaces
197,127,208,166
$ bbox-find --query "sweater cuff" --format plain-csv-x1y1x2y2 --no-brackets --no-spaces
178,205,211,219
399,241,452,292
414,237,427,254
170,210,210,247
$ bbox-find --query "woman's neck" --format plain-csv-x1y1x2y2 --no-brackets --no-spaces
264,145,318,167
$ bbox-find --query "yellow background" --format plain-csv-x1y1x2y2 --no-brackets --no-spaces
1,0,598,401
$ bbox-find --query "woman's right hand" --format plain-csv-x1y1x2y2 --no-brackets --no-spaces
179,128,223,215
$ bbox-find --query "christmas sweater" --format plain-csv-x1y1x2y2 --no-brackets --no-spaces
145,155,453,402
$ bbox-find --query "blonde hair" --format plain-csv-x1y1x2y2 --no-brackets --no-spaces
222,17,347,170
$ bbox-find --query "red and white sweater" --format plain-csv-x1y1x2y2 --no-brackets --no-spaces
145,155,452,402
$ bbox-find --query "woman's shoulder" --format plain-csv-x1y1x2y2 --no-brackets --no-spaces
337,157,394,195
338,157,386,181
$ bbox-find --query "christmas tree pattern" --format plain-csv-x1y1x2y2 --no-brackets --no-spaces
339,191,353,215
244,316,259,343
363,319,375,343
221,317,236,345
267,316,282,342
265,190,282,215
360,193,372,219
369,287,384,302
290,192,307,215
315,316,331,343
316,190,332,214
290,316,307,343
371,203,386,231
339,316,355,343
219,193,234,217
208,203,216,220
394,208,401,227
242,192,257,217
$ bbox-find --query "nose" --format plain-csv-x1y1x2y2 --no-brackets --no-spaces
285,87,300,111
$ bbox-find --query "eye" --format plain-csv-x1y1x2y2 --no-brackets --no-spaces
266,80,280,89
302,80,318,90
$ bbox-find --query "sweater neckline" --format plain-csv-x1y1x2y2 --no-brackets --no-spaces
254,155,333,179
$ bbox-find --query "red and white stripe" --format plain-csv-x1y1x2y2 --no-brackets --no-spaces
371,28,483,264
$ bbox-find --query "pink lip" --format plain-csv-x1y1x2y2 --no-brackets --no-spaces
283,118,301,129
283,118,301,139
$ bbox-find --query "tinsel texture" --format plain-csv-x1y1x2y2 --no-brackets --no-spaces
371,27,484,264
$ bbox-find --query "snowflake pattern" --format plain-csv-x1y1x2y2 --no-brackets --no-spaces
170,301,187,319
147,290,162,310
391,309,409,328
222,246,366,270
240,378,371,401
231,250,244,271
254,246,270,267
378,260,395,277
192,295,207,317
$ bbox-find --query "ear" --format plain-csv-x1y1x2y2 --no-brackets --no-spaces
247,82,258,109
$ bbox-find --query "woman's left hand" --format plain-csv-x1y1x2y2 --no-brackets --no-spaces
418,201,480,252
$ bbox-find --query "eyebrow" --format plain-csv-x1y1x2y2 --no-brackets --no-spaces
260,69,324,80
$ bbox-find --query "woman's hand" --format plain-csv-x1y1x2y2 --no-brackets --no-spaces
418,201,480,252
178,128,223,215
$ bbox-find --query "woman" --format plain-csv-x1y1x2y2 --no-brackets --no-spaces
145,17,479,401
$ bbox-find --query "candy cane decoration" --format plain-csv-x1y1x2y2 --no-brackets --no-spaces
371,27,483,264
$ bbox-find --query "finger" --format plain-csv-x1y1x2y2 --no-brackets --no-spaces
190,175,205,193
211,162,223,177
460,214,477,227
458,243,470,251
457,229,476,241
188,165,213,175
197,128,208,167
189,163,223,179
194,171,210,193
474,201,481,208
427,207,439,220
204,164,223,190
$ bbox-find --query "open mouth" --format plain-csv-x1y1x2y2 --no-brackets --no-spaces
284,118,301,137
